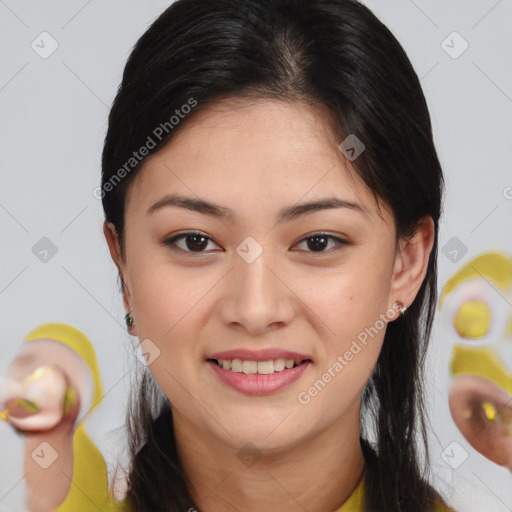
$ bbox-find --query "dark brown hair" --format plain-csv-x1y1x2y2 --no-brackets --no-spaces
101,0,446,510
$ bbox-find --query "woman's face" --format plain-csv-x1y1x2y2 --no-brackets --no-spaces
112,98,406,451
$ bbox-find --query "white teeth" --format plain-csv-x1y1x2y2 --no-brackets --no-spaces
242,360,258,374
273,359,285,371
231,358,243,372
214,358,305,374
257,360,274,374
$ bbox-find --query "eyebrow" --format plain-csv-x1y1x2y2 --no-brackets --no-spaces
147,193,367,223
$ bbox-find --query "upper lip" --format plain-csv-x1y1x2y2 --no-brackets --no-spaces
207,348,312,363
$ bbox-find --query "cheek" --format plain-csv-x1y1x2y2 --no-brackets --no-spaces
127,260,212,410
298,260,393,340
127,242,211,340
293,255,392,397
297,271,389,415
124,252,210,389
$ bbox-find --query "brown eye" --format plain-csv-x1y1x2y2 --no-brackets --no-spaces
293,233,347,254
162,232,220,253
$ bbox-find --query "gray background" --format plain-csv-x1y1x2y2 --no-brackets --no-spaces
1,1,511,510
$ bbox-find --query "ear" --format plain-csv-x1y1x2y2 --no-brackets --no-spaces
388,215,435,319
103,221,123,270
103,221,136,335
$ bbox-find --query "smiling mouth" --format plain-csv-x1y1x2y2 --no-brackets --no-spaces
207,358,311,374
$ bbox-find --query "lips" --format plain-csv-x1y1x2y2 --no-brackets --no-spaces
207,358,311,395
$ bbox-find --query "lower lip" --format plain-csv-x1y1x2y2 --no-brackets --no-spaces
207,360,311,396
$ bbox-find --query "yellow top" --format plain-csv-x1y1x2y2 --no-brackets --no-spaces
334,473,364,511
21,323,454,512
332,472,453,512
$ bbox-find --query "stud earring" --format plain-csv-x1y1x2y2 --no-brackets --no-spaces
125,306,134,330
394,300,408,317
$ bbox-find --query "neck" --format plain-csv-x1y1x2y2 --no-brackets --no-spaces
172,399,365,512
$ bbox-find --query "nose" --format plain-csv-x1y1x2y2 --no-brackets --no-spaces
217,249,296,335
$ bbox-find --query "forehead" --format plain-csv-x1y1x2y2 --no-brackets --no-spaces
125,97,388,223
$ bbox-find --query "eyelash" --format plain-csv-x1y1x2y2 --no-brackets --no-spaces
161,231,348,255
